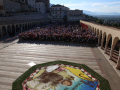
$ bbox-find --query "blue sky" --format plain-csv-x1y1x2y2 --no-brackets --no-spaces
50,0,120,13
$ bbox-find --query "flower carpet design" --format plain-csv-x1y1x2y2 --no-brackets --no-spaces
12,61,111,90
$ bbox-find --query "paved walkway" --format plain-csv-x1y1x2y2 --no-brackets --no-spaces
0,39,120,90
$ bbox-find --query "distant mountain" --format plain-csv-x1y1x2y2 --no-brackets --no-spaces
83,10,120,16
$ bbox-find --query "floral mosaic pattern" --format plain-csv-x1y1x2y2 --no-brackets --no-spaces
22,64,100,90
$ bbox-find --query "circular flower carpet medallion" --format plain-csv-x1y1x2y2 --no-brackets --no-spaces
12,61,110,90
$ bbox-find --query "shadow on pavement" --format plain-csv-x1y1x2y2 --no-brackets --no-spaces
17,40,97,48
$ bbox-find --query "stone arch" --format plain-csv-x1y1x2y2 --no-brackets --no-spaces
0,29,1,37
41,22,43,26
93,28,95,33
22,24,25,31
91,27,93,33
12,25,15,32
90,26,92,31
36,22,39,27
34,22,36,27
35,22,37,27
89,26,91,31
39,22,41,27
113,37,119,46
110,37,120,63
32,23,34,28
16,24,20,32
19,24,22,28
105,34,112,55
94,28,96,35
30,23,32,28
25,23,27,30
99,30,102,46
7,25,11,34
19,24,22,32
93,27,94,31
2,26,7,36
97,29,99,35
28,23,30,29
101,32,106,49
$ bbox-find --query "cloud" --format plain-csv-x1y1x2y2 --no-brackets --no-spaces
92,3,105,6
64,3,85,7
107,2,120,5
64,1,120,13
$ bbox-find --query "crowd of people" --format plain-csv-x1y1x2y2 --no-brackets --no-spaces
18,23,98,43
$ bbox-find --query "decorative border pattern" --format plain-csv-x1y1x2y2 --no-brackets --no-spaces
22,64,100,90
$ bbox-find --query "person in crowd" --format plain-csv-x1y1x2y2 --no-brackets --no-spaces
18,23,98,43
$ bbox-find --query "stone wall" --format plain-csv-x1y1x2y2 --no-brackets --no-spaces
4,0,21,13
0,13,50,22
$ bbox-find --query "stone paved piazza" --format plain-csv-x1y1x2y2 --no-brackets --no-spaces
0,39,120,90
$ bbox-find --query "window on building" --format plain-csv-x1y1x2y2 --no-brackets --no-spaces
60,12,61,13
39,5,40,7
60,8,62,10
55,12,57,14
39,8,40,10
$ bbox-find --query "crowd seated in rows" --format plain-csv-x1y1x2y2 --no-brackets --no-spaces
18,24,98,43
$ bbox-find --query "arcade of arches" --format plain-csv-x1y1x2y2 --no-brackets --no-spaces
0,21,50,37
80,20,120,70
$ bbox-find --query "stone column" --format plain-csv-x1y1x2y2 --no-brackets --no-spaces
37,23,38,27
101,38,104,49
21,27,22,33
26,25,28,30
1,29,3,37
14,26,16,33
109,45,115,60
6,27,8,35
105,41,109,54
98,36,101,46
116,50,120,69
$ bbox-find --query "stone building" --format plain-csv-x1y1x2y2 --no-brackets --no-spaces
36,0,50,13
67,9,83,23
0,0,21,15
50,4,69,22
27,0,50,13
0,13,51,37
0,0,5,15
35,2,45,13
0,0,49,15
